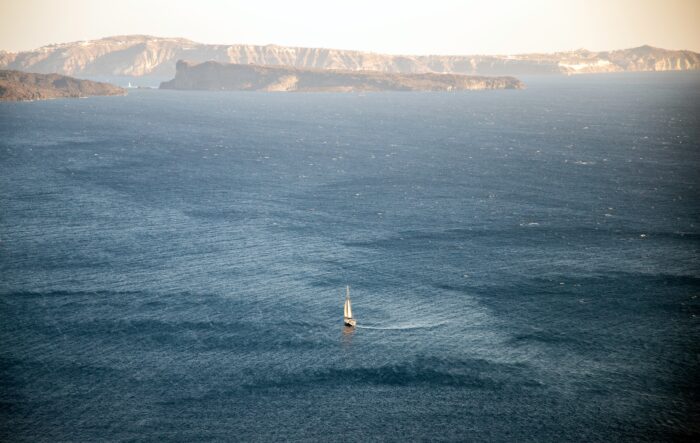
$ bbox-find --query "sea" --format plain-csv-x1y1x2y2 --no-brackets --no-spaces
1,72,699,442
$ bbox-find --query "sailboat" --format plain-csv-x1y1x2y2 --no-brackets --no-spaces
343,285,356,327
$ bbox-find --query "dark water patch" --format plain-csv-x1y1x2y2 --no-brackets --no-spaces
0,291,334,353
509,329,587,347
218,356,543,391
344,226,700,251
183,208,248,221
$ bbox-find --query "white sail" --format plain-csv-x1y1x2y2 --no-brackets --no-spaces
344,298,352,318
344,286,353,318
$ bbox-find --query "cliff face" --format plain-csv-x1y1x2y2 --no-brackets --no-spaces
159,60,524,92
2,36,699,79
0,69,125,101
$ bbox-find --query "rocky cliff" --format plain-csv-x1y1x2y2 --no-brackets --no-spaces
0,69,125,101
159,60,524,92
1,36,698,79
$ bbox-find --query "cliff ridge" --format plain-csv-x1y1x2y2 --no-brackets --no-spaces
2,36,698,79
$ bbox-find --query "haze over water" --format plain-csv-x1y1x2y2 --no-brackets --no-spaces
1,72,699,441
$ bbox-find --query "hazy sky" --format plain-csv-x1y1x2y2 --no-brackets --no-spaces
1,0,699,54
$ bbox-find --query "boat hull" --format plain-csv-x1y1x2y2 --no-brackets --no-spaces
344,317,356,327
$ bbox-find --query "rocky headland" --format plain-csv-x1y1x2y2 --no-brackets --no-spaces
0,70,125,101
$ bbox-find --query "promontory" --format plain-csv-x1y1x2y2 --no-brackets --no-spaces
0,70,125,101
159,60,524,92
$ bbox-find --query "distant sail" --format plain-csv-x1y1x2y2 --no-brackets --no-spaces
343,285,356,327
344,286,353,318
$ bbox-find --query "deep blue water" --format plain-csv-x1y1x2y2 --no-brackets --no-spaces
1,73,699,441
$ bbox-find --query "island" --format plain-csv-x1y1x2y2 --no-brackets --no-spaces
159,60,524,92
0,70,126,101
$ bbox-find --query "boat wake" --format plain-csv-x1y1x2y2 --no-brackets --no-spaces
357,321,449,331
